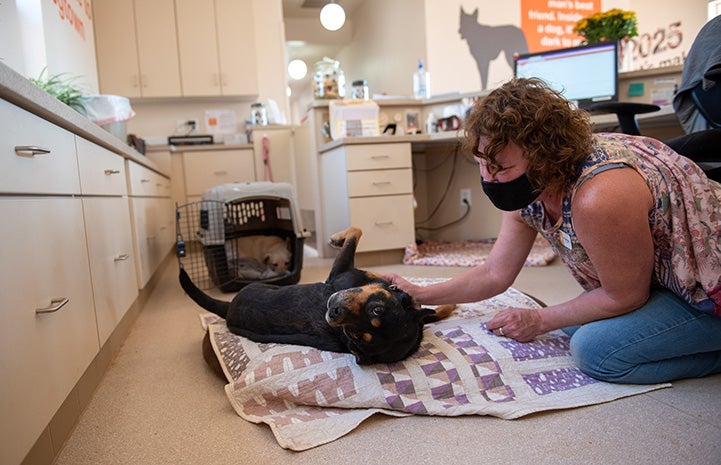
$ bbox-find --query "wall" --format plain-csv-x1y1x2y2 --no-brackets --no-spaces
0,0,99,94
424,0,707,95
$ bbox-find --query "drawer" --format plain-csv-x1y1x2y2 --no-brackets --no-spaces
77,137,127,196
347,169,413,197
0,99,80,195
183,149,256,196
127,160,170,197
349,194,415,251
345,143,411,171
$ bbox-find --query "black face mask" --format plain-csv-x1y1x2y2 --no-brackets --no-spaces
481,173,541,211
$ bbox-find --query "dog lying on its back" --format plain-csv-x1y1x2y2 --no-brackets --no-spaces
181,226,455,364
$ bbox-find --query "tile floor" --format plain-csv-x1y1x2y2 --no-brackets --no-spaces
51,254,721,465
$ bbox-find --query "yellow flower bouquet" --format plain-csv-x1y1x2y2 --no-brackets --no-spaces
573,9,638,44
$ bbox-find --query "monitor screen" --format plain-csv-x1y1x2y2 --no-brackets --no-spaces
514,42,618,109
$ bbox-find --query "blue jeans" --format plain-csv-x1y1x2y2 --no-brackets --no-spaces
563,288,721,384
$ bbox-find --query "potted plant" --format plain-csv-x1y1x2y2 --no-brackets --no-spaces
28,67,86,112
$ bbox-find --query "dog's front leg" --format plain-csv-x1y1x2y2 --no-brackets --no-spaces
326,227,362,281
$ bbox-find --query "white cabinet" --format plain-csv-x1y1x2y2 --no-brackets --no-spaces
126,160,174,288
93,0,181,97
77,137,139,345
320,143,415,256
182,149,256,200
251,127,298,185
0,198,98,465
175,0,258,97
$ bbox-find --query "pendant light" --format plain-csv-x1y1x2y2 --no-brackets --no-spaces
320,1,346,31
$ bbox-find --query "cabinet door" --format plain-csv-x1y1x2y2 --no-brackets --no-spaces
134,0,182,97
216,0,259,96
0,198,98,465
92,0,141,97
175,0,220,96
183,150,256,197
83,197,139,345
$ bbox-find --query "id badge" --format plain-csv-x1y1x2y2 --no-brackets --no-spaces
559,230,573,250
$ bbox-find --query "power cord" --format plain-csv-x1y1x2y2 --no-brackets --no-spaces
415,198,471,232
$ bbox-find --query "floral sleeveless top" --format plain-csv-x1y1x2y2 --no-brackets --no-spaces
520,133,721,316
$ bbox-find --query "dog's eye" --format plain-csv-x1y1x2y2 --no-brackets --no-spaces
389,284,399,291
371,306,384,317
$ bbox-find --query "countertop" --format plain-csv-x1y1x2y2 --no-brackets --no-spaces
0,62,168,176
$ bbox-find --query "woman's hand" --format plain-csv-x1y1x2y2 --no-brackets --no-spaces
382,273,418,296
486,307,544,342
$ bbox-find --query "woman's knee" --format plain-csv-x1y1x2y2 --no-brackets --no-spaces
569,326,633,383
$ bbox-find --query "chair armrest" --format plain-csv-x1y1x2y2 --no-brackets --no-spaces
586,102,661,135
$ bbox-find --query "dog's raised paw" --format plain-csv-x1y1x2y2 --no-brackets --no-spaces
328,234,345,249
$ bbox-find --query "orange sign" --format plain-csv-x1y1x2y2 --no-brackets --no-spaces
521,0,601,52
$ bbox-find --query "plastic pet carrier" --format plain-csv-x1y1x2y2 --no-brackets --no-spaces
176,182,306,292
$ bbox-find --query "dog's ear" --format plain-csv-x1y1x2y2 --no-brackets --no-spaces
263,254,271,265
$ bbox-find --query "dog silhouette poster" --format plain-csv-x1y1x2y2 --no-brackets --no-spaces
459,7,529,90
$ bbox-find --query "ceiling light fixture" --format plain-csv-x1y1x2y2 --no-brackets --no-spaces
287,59,308,80
320,1,345,31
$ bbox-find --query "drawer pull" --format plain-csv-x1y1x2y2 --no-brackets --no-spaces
374,221,394,227
372,181,392,186
15,146,51,157
370,155,390,160
140,179,151,183
213,170,228,176
104,169,121,175
36,297,69,314
114,254,130,262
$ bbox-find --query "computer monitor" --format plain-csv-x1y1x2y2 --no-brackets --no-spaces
514,42,618,109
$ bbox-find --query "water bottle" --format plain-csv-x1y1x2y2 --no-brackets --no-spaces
413,59,430,99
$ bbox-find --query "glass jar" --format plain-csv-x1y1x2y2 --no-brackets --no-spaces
313,57,345,99
250,102,268,126
351,80,369,100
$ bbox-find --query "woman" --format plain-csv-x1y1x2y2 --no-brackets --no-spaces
386,78,721,384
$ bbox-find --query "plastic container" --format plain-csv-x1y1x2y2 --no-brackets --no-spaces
250,102,268,126
78,94,135,141
413,59,431,99
351,80,369,100
313,57,346,99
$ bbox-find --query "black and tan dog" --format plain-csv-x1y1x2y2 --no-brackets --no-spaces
180,226,455,365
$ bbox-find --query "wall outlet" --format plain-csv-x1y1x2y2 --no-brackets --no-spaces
460,188,472,207
175,119,200,132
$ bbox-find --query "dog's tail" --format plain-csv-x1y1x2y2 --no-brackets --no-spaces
179,268,230,319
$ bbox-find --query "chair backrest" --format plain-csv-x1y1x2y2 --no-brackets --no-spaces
690,82,721,129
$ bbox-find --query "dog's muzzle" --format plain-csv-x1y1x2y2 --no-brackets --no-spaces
326,290,350,326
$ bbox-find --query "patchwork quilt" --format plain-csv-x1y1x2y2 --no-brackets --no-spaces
201,279,669,451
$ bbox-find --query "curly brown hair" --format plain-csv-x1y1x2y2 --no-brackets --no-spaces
463,78,594,194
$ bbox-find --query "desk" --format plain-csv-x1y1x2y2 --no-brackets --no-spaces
306,102,685,259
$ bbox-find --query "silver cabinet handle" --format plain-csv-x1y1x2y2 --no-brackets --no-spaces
15,146,51,157
114,254,130,261
370,155,390,160
104,169,121,175
374,221,394,226
140,179,151,183
372,181,392,186
36,297,69,314
213,170,228,176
